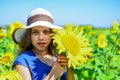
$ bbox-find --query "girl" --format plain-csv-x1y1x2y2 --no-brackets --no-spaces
12,8,75,80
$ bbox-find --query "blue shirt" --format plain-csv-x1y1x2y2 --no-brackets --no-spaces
13,50,66,80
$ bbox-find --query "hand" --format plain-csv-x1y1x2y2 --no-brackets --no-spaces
58,53,69,68
44,54,69,80
57,54,76,80
44,61,66,80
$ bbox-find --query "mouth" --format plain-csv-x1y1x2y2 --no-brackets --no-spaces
37,42,46,47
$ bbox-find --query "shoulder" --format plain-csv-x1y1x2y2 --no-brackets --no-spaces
13,50,36,68
17,50,35,58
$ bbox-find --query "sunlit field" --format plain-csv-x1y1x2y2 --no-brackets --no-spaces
0,21,120,80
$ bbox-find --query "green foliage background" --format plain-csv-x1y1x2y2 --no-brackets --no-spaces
0,21,120,80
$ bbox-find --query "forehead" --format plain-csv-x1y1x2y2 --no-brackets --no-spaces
31,26,51,30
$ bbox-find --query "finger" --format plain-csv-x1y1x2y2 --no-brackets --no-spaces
58,55,68,59
60,62,68,66
58,58,69,63
60,62,68,68
58,53,66,57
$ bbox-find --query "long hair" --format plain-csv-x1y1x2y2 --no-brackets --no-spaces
18,29,32,54
18,28,56,55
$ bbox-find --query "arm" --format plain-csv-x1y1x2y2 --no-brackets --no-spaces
67,68,75,80
15,65,32,80
58,54,76,80
44,54,75,80
44,61,66,80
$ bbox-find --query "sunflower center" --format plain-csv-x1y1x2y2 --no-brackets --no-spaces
61,35,80,56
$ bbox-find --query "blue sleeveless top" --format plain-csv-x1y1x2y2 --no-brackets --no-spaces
13,50,66,80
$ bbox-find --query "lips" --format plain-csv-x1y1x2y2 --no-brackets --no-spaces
37,42,45,47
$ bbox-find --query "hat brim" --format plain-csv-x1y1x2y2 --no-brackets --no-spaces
13,21,63,43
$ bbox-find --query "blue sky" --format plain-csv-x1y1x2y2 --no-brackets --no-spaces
0,0,120,28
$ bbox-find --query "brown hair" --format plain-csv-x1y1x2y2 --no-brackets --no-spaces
17,28,56,55
17,29,32,54
12,14,56,55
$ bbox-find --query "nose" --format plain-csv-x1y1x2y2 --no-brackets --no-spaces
38,32,44,40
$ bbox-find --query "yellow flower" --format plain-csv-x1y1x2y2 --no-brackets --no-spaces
112,20,119,30
52,24,92,69
0,28,6,39
111,20,119,33
0,70,23,80
1,53,14,64
79,25,85,31
7,21,24,38
87,25,93,31
0,33,6,39
97,33,108,48
88,31,96,36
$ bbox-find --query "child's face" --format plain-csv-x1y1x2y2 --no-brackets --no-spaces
30,26,52,51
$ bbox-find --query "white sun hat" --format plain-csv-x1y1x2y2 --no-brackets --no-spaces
13,8,63,43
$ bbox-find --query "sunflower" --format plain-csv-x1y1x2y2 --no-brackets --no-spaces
1,53,14,64
0,28,6,39
7,21,24,38
111,20,119,33
97,33,108,48
0,70,23,80
52,24,92,69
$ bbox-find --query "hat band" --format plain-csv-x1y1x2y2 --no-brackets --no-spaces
27,14,54,26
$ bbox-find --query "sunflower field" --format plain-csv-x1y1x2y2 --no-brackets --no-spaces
0,21,120,80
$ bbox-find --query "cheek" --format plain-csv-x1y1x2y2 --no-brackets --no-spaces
47,37,52,43
45,35,51,40
30,35,37,43
45,35,52,45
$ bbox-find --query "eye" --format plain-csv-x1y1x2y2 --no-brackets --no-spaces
43,30,51,34
31,30,39,34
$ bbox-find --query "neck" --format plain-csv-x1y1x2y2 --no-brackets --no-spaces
32,48,49,56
